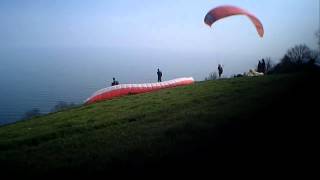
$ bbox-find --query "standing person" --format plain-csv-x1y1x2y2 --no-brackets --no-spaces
218,64,223,78
157,68,162,82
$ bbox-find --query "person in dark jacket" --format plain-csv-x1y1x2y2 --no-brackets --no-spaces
157,68,162,82
218,64,223,78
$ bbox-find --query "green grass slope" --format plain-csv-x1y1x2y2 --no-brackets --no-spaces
0,72,319,176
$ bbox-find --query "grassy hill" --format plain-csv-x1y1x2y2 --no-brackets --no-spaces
0,72,319,176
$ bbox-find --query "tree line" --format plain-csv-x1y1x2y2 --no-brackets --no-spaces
22,101,78,120
206,29,320,79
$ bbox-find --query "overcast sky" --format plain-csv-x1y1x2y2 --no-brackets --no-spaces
0,0,319,78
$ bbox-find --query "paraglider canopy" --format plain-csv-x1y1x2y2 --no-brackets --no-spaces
204,5,264,38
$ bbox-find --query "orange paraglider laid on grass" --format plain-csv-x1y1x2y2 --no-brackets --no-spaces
85,77,194,104
204,5,264,37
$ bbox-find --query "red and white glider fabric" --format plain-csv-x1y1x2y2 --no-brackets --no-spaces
204,5,264,38
85,77,194,104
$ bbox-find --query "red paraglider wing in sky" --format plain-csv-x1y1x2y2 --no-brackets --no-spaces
204,5,264,37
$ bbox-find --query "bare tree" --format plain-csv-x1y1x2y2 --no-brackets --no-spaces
286,44,312,64
256,57,273,74
23,108,42,120
205,72,218,81
51,101,77,113
264,57,274,73
309,50,319,64
315,30,320,63
316,29,320,50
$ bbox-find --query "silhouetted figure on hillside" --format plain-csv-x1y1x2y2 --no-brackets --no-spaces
157,68,162,82
111,77,119,86
218,64,223,78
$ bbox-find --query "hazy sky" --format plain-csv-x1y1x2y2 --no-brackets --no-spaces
0,0,319,77
1,0,319,123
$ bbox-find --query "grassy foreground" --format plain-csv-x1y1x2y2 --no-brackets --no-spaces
0,72,319,176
